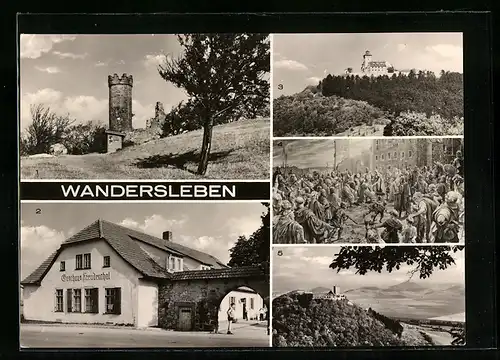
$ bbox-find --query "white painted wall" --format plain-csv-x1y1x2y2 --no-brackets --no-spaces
137,279,158,328
218,289,264,322
22,239,142,326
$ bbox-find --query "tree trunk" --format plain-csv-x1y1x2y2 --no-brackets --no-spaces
197,118,214,175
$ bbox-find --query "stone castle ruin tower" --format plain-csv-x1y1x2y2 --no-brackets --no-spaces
105,73,133,153
108,73,133,132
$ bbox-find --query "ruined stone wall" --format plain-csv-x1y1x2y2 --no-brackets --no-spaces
158,277,269,331
108,73,133,132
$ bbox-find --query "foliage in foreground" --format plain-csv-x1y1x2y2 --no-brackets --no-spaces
228,203,270,272
158,34,269,174
329,246,465,280
385,111,464,136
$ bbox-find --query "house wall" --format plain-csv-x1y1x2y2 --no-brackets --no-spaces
22,240,142,326
106,134,123,153
137,279,158,327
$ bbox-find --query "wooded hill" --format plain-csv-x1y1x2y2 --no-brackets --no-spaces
272,293,434,347
273,70,463,137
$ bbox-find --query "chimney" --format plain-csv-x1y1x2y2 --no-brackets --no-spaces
162,231,172,241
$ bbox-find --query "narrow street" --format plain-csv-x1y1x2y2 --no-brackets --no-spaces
20,321,270,348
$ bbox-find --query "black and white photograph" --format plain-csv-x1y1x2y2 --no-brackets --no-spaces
272,246,465,347
272,33,463,137
272,138,464,244
19,34,270,179
20,202,270,348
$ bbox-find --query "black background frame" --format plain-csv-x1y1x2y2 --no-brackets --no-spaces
2,11,496,360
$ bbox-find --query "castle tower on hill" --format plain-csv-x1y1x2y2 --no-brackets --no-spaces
108,73,133,132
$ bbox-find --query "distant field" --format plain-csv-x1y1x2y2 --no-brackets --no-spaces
429,312,465,323
21,118,270,180
347,294,465,321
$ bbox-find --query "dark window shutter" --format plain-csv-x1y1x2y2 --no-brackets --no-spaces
67,289,73,313
92,288,99,313
115,288,121,315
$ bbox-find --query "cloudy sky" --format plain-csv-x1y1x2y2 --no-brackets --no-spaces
272,247,465,296
273,139,372,169
20,202,267,280
20,34,188,130
273,32,463,97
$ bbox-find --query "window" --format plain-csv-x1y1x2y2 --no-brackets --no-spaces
394,151,397,158
375,155,378,161
85,288,99,313
103,256,110,268
83,253,91,269
408,150,413,158
381,154,385,160
401,152,405,158
55,289,63,312
200,265,211,270
76,254,83,270
250,298,255,310
67,289,73,312
177,258,181,270
60,261,65,271
170,257,175,270
229,296,236,306
105,288,121,315
73,289,82,313
387,153,391,160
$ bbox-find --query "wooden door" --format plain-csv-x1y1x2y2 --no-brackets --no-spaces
178,307,192,331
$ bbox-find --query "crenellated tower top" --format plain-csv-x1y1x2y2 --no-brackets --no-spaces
108,73,133,87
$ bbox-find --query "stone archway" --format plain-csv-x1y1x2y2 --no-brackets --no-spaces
212,283,270,334
158,266,269,332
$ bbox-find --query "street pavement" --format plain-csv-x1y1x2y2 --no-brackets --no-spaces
20,321,270,348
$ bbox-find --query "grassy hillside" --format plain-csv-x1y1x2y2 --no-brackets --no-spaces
272,293,434,347
21,118,270,180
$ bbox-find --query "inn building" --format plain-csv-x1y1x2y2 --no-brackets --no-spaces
21,219,264,329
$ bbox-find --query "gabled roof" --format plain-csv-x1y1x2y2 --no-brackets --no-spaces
96,220,228,268
21,220,171,285
20,250,59,286
171,266,264,281
21,219,228,286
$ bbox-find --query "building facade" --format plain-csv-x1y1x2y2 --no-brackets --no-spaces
343,51,414,77
372,139,419,171
372,138,463,171
21,219,264,330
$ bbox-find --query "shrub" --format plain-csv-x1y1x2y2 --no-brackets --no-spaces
385,111,464,136
62,121,107,155
22,104,75,155
273,93,386,137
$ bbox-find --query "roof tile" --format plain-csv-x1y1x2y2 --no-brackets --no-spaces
171,266,265,281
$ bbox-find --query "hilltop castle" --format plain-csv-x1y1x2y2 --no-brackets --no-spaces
343,50,413,77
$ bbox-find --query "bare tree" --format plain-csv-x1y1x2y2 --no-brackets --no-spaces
23,104,75,154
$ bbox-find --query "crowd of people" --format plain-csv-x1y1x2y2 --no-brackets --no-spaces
273,150,464,244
